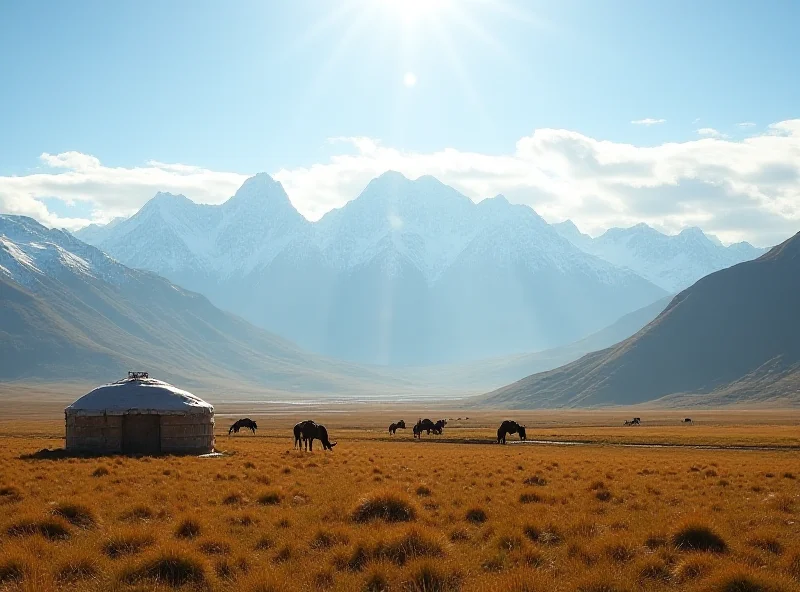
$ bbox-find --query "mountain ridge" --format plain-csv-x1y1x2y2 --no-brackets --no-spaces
478,230,800,408
76,172,668,365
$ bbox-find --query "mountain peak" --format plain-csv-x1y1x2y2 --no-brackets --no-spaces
228,173,295,210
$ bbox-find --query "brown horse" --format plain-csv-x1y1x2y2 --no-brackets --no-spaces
229,418,257,435
293,420,315,449
299,421,336,451
497,420,526,444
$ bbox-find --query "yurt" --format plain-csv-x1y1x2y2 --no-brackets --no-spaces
65,372,215,454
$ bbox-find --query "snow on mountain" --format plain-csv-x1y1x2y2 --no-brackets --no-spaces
0,215,129,288
554,220,766,292
316,172,477,280
73,216,127,245
75,172,670,365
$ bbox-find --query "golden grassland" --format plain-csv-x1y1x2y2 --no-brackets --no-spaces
1,403,800,591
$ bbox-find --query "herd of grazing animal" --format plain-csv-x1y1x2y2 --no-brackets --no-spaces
225,415,695,449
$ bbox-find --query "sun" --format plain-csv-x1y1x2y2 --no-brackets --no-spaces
377,0,453,23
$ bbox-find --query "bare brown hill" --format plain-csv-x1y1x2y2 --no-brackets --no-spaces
480,230,800,408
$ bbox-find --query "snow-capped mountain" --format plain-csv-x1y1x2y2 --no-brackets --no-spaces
554,220,766,292
0,214,416,394
76,172,668,365
1,215,130,288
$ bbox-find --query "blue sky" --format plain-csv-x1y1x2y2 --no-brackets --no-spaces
1,0,799,245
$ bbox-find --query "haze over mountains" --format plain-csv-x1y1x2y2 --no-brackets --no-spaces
0,215,415,395
481,231,800,408
72,171,757,366
553,220,765,292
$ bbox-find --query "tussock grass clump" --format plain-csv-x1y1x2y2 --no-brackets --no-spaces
464,507,487,524
174,517,202,539
334,543,371,572
229,513,258,527
353,491,417,523
449,528,470,542
673,555,714,582
645,534,668,549
771,495,795,514
405,560,461,592
605,542,636,563
595,489,612,502
257,491,283,505
364,568,389,592
198,539,232,555
0,485,22,503
52,502,97,528
0,558,26,584
524,475,547,486
254,535,274,551
704,571,781,592
637,557,671,583
55,556,99,583
103,532,155,558
7,517,70,540
123,549,207,587
92,465,110,477
311,529,349,550
416,485,432,497
213,558,236,580
222,492,245,505
523,524,562,546
672,522,727,553
375,528,445,566
119,505,155,522
520,492,542,504
747,534,782,555
272,544,293,564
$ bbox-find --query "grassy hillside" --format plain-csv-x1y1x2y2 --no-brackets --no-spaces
479,231,800,408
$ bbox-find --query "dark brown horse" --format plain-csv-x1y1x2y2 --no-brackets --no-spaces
293,420,315,449
497,420,526,444
413,418,436,439
229,418,257,435
299,421,336,451
389,420,406,435
432,419,447,435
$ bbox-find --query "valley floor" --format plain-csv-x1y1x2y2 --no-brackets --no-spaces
1,398,800,591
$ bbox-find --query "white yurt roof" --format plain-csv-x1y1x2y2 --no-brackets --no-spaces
66,377,214,417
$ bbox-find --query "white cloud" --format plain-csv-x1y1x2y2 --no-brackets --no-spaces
2,120,800,247
737,122,756,128
631,118,666,126
696,127,729,139
0,156,247,230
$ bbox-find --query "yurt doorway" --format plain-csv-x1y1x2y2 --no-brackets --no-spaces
122,415,161,454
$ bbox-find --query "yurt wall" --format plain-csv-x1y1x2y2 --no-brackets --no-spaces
65,414,123,453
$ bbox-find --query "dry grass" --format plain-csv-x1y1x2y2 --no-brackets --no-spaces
1,411,800,591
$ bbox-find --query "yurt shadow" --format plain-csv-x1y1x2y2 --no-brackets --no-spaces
62,372,216,456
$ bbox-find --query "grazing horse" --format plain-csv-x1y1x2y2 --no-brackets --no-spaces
229,418,257,435
299,421,336,451
294,420,315,449
389,420,406,435
497,420,526,444
432,419,447,435
683,418,693,424
624,417,641,426
413,418,436,438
